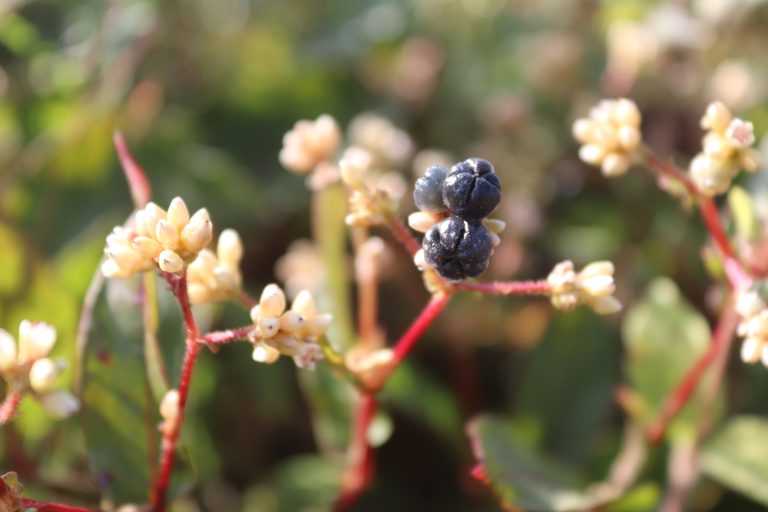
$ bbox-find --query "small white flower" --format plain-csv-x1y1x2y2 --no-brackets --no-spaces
548,260,621,315
18,320,56,365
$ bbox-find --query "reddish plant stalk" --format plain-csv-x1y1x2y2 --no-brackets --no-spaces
151,271,201,512
201,326,254,345
646,304,740,444
114,131,152,208
0,390,22,425
19,499,101,512
385,215,421,257
335,393,378,511
451,280,551,296
392,293,453,364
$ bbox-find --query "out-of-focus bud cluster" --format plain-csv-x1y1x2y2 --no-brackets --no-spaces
547,260,622,315
102,197,213,277
248,285,332,371
573,98,643,178
735,289,768,368
348,113,414,170
340,146,405,227
689,101,760,196
275,239,327,299
345,346,395,391
187,229,243,305
0,321,79,419
279,114,341,175
159,388,180,438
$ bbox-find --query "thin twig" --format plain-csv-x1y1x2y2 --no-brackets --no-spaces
451,280,551,296
0,390,23,425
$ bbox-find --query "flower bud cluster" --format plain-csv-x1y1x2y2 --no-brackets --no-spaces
0,321,79,419
279,114,342,174
340,147,405,227
187,229,244,305
102,197,213,277
689,101,760,196
735,289,768,367
249,284,332,371
573,98,643,177
547,260,622,315
348,112,414,168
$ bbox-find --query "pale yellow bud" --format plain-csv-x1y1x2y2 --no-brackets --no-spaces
589,295,623,315
305,313,333,337
614,99,641,127
483,218,506,234
572,118,594,144
180,220,213,253
617,126,641,151
258,317,280,339
143,203,167,238
601,153,631,177
579,144,605,166
488,231,501,247
187,283,211,305
133,210,149,237
252,343,281,364
160,389,180,423
29,358,61,393
701,101,732,132
158,250,184,273
190,208,211,224
740,148,760,172
260,284,287,317
167,197,190,231
279,311,306,333
132,237,163,259
107,246,143,271
249,305,261,324
291,290,316,317
741,337,761,363
408,212,441,233
17,320,56,364
0,329,17,372
217,229,243,268
101,259,131,278
155,220,180,246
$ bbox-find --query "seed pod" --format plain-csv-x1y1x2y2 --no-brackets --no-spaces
422,216,494,281
442,158,501,219
413,165,449,213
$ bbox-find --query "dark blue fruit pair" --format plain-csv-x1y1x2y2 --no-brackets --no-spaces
413,158,502,281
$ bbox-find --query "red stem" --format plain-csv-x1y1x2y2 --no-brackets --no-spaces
392,293,452,364
646,304,740,444
20,499,101,512
201,326,254,345
451,280,551,296
335,393,377,511
0,390,22,425
386,215,421,257
114,131,152,208
151,271,201,512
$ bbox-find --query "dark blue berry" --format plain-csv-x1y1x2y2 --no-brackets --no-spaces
422,216,493,281
442,158,501,219
413,165,449,213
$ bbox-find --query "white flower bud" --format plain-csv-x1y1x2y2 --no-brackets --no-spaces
106,246,144,272
29,358,62,393
601,153,631,177
589,295,623,315
572,118,594,143
143,203,167,238
101,259,131,278
0,329,17,372
158,250,184,273
408,212,441,233
726,118,756,148
579,144,606,166
217,229,243,268
252,343,281,364
155,220,180,246
187,283,211,305
258,317,280,339
741,337,762,363
614,99,641,127
167,197,190,231
190,208,211,224
131,236,163,259
160,389,180,423
291,290,316,317
259,284,287,317
279,311,306,333
701,101,732,132
17,320,56,364
305,314,333,337
39,390,80,419
180,220,213,253
617,126,641,151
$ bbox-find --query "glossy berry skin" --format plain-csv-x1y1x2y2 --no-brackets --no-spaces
422,216,493,281
442,158,501,219
413,165,449,213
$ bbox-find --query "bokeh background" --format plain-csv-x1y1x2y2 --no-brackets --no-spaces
2,0,768,510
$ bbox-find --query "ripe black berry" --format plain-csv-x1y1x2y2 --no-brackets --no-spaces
413,165,448,213
422,216,493,281
442,158,501,219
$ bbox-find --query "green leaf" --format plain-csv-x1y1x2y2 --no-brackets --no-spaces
467,414,621,511
700,415,768,506
622,277,714,439
78,276,157,503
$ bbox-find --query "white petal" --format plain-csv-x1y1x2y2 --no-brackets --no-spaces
17,320,56,364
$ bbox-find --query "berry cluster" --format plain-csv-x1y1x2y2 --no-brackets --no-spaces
413,158,502,281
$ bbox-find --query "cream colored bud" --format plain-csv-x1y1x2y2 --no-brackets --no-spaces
107,246,143,271
581,275,615,298
249,305,261,323
187,283,211,305
701,101,732,132
741,337,761,363
181,220,213,253
132,237,163,259
483,219,506,234
740,148,760,172
260,284,287,317
167,197,190,230
158,250,184,273
726,118,756,148
408,212,441,233
279,311,306,333
101,259,131,278
580,261,614,278
310,114,341,157
761,345,768,368
258,317,280,339
18,320,56,364
614,99,641,127
252,343,281,364
133,210,149,237
305,314,333,337
617,126,641,151
703,132,732,159
160,389,180,423
589,295,623,315
736,291,765,318
291,290,316,317
143,203,167,237
601,153,631,177
217,229,243,268
579,144,605,166
29,358,61,393
155,220,180,246
0,329,17,372
488,231,501,247
39,390,80,419
572,119,594,143
413,248,428,270
190,208,211,224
